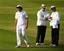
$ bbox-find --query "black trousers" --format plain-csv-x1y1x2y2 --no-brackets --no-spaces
51,24,60,45
36,26,46,43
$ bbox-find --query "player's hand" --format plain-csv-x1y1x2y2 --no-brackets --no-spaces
48,17,52,20
26,25,28,29
48,17,52,21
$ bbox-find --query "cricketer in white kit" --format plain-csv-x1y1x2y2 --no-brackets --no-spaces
15,5,29,48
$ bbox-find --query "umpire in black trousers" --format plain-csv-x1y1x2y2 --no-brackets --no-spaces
36,4,49,46
49,5,60,47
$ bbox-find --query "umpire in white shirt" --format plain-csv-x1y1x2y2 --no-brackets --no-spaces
36,4,49,46
49,5,60,47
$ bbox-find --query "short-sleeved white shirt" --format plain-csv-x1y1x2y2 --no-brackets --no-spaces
50,11,60,28
15,11,28,26
37,9,49,26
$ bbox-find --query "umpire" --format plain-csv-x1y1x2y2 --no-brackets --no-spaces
49,6,60,47
36,4,49,46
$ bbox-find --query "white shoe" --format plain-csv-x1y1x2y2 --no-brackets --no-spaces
50,44,56,47
36,43,39,46
52,44,56,47
40,43,44,45
26,45,30,48
40,43,44,47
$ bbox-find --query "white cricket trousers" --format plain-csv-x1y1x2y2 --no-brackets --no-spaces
16,25,28,46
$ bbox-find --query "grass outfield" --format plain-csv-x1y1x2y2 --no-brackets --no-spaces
0,0,64,51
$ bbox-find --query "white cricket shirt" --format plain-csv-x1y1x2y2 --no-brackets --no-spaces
50,11,60,28
15,11,28,26
37,9,49,26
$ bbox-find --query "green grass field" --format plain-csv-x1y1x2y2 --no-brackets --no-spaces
0,0,64,51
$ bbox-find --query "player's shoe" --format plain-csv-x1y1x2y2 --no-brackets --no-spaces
26,44,30,48
40,43,44,45
40,43,44,47
36,43,39,46
50,44,57,47
16,45,21,48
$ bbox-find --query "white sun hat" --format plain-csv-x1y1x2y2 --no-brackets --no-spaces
41,4,46,8
16,4,22,8
51,5,56,8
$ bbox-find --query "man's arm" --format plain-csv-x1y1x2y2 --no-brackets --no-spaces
15,12,17,29
25,17,28,29
15,19,17,26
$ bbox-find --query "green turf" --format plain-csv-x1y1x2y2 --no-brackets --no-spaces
0,0,64,51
